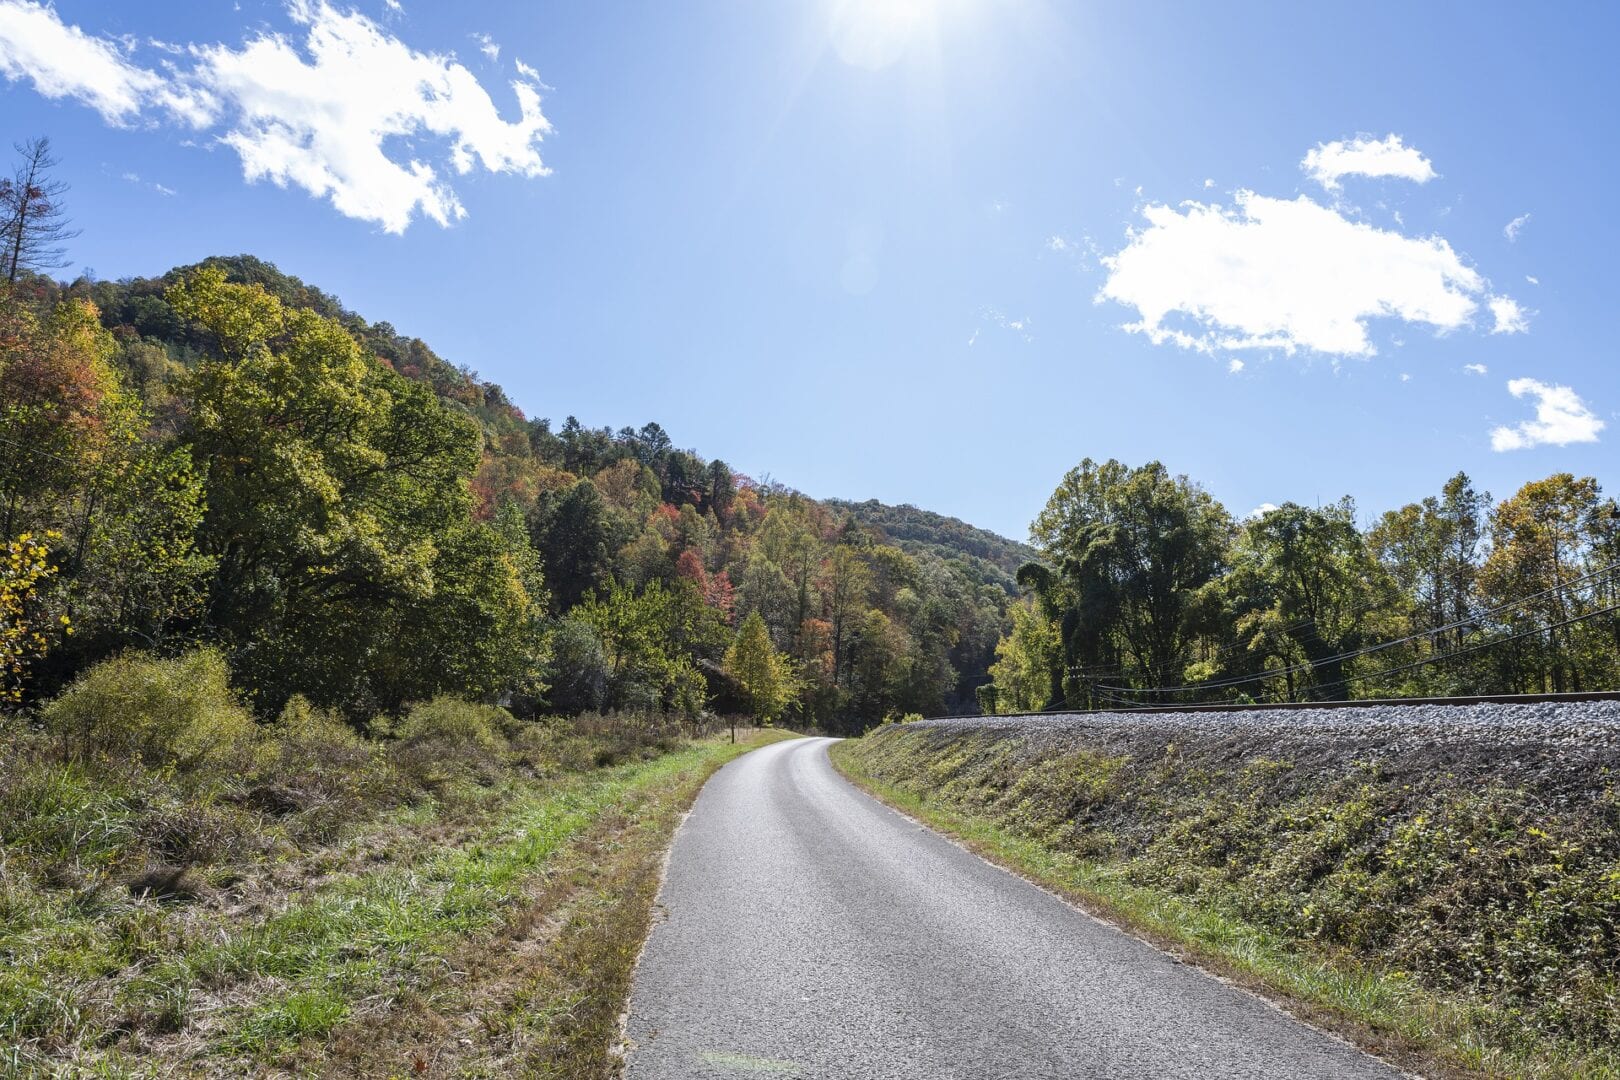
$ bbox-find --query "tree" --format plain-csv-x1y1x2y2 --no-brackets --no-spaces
987,596,1060,713
1030,459,1233,701
1368,472,1490,693
531,479,627,610
0,298,127,539
1480,474,1615,693
707,459,736,520
1227,500,1397,701
577,578,707,715
1,138,80,286
0,531,62,703
822,544,871,686
724,610,794,726
168,266,503,715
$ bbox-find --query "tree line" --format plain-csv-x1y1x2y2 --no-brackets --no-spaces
985,460,1620,711
0,144,1012,732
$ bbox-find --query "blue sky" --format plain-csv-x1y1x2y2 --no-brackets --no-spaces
0,0,1614,540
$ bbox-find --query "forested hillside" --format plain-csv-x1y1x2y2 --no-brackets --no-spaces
984,460,1620,712
824,498,1038,594
2,255,1012,731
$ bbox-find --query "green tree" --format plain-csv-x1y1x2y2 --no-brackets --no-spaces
1368,472,1490,693
724,610,795,723
577,578,706,715
1227,500,1396,701
1030,459,1234,701
987,596,1061,713
169,267,510,715
531,479,627,610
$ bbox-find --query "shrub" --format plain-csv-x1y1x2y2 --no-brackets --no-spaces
396,696,509,753
391,696,510,784
43,650,255,773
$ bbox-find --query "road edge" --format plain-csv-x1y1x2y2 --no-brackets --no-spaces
825,739,1442,1080
613,732,805,1071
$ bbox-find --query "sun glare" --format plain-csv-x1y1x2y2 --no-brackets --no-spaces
829,0,947,70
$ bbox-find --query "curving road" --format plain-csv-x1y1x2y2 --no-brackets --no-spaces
623,737,1404,1080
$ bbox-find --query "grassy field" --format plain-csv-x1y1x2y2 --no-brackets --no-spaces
832,725,1620,1080
0,653,790,1077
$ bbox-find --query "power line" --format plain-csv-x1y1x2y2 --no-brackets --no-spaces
1063,590,1398,683
1338,599,1620,692
1032,602,1620,715
1095,560,1619,697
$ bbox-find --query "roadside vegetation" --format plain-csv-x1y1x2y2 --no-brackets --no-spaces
835,721,1620,1079
1,646,790,1075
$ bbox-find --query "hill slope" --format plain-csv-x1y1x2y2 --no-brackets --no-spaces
824,498,1036,594
14,255,1012,724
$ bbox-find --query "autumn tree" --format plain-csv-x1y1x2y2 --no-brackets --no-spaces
1480,474,1617,693
0,532,62,703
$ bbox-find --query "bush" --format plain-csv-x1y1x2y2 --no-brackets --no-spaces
391,696,510,784
43,650,256,773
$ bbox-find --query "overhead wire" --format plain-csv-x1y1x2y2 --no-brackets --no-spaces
1093,561,1619,697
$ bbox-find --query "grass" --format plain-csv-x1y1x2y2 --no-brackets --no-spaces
830,735,1620,1080
286,727,797,1078
1,664,794,1078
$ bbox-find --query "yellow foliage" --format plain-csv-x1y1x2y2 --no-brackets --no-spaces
0,531,60,704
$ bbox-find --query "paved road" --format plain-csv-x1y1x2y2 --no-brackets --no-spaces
623,737,1404,1080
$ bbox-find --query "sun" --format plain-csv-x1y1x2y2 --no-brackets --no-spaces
828,0,948,70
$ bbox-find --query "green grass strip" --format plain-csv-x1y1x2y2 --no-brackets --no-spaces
129,733,792,1064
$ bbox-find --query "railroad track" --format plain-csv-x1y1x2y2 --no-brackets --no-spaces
976,689,1620,718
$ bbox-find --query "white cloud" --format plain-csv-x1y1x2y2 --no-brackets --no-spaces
0,0,162,122
1227,358,1243,373
472,31,498,62
383,0,401,10
1098,190,1507,357
1045,235,1072,254
514,57,540,82
1490,379,1605,451
979,307,1033,343
0,0,553,232
1301,134,1436,192
1463,363,1487,375
1400,373,1412,382
1526,275,1539,285
118,169,176,196
1203,178,1214,189
1503,213,1530,242
1489,295,1529,334
1245,503,1278,520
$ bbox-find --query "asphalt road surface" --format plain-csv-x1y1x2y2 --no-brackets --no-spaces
623,736,1405,1080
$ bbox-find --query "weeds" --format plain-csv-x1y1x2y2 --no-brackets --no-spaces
833,728,1620,1079
1,648,785,1075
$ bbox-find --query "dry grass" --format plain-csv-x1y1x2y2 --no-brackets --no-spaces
1,661,791,1078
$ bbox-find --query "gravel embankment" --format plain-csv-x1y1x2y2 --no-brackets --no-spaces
912,700,1620,795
